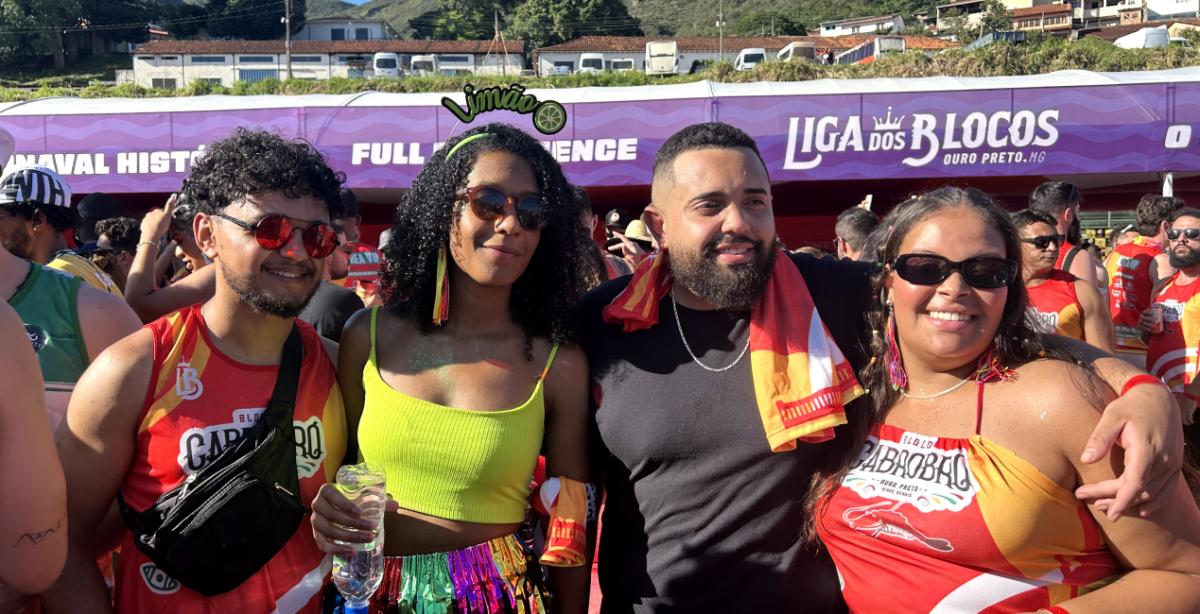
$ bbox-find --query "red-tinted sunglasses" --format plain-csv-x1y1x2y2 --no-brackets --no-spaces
456,186,549,231
210,212,338,258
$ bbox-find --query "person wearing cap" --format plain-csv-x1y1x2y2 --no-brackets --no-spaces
0,164,140,430
75,192,121,246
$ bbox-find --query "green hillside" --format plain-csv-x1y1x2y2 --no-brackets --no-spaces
309,0,943,39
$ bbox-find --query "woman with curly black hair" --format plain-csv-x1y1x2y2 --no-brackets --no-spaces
311,123,592,613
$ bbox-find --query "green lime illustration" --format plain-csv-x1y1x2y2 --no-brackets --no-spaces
533,101,566,135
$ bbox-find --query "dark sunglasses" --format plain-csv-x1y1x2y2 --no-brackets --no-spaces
1020,234,1064,250
892,253,1019,289
1167,228,1200,241
210,212,338,258
456,186,549,231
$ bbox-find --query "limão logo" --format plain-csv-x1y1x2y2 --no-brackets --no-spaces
441,84,567,135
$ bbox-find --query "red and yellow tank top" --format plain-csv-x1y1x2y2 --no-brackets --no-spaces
1146,274,1200,393
1053,239,1077,271
817,390,1119,613
1025,271,1083,341
1105,237,1161,353
116,305,346,614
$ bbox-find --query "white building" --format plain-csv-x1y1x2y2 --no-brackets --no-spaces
294,17,394,41
819,15,906,37
131,40,524,88
1146,0,1200,19
1073,0,1147,29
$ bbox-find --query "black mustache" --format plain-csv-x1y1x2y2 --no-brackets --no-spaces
703,234,762,256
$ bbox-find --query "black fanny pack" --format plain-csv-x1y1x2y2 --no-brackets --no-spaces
119,327,307,596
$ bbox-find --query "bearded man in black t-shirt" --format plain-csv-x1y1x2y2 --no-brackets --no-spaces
576,123,1184,613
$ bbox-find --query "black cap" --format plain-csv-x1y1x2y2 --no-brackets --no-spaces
605,208,633,230
339,188,359,218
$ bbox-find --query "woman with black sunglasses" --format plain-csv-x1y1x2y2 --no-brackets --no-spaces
811,187,1200,613
309,123,593,613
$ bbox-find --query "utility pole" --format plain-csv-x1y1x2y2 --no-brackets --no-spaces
283,0,293,80
717,0,725,62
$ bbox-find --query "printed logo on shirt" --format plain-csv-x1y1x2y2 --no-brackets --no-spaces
174,360,203,401
24,324,46,352
843,501,955,552
1026,309,1058,335
177,408,326,478
843,433,978,512
140,562,180,595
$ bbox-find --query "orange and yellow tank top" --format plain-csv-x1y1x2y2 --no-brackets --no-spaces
1105,237,1161,353
1147,274,1200,393
116,305,346,613
817,389,1119,613
1025,270,1084,341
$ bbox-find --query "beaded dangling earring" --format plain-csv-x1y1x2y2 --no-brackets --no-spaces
432,243,450,326
884,299,907,391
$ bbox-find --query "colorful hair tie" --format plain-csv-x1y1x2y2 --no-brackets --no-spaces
445,133,490,160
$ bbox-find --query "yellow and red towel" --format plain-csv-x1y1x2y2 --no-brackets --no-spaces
603,249,864,451
533,477,589,567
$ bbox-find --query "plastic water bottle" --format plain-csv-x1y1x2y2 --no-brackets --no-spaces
331,463,386,614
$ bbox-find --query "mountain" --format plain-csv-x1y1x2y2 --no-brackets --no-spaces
308,0,942,39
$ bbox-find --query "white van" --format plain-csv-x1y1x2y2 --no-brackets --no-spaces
609,58,636,72
409,54,438,76
644,41,678,75
436,54,475,76
579,53,605,74
372,52,400,78
734,47,766,71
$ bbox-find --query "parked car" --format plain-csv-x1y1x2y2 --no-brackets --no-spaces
579,53,605,74
548,65,572,76
372,52,400,78
610,58,636,72
734,47,766,71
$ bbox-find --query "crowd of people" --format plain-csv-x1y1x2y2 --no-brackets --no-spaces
0,119,1197,614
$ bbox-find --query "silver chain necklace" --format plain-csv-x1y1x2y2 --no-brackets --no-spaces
670,291,751,372
899,375,973,401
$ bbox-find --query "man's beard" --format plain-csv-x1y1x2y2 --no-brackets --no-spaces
220,261,319,319
671,234,777,312
0,225,34,260
1169,245,1200,269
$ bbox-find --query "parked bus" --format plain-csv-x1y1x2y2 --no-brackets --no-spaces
834,35,906,65
644,41,679,75
436,54,474,75
777,41,816,63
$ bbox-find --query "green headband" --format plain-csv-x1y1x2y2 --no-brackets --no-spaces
445,133,491,160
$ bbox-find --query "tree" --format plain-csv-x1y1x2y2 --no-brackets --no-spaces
979,0,1012,37
206,0,306,41
77,0,158,57
735,10,806,37
507,0,641,51
410,3,492,40
937,8,972,43
0,0,83,69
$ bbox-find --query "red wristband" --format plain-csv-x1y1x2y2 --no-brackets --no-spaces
1046,606,1071,614
1120,374,1164,396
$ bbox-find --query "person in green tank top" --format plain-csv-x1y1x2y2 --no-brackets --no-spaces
0,164,141,432
310,124,595,613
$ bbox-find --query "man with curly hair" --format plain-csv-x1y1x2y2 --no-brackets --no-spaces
93,216,140,293
43,128,348,614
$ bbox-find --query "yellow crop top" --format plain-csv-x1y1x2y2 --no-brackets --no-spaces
357,308,556,524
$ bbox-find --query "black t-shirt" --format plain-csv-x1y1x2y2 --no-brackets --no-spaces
576,252,874,613
298,281,365,342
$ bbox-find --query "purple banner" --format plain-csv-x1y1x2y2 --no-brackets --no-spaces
2,79,1199,194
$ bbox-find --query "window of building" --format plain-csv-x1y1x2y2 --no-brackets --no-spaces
161,56,178,61
439,54,471,63
137,56,154,61
151,78,177,89
332,28,346,41
198,78,223,85
291,55,324,63
355,28,369,40
239,55,275,63
336,54,370,64
190,55,226,63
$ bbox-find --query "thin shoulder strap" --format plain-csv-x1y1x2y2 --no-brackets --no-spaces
539,342,560,382
369,307,379,365
975,381,985,436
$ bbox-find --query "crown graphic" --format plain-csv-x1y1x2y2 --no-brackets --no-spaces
873,106,905,131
